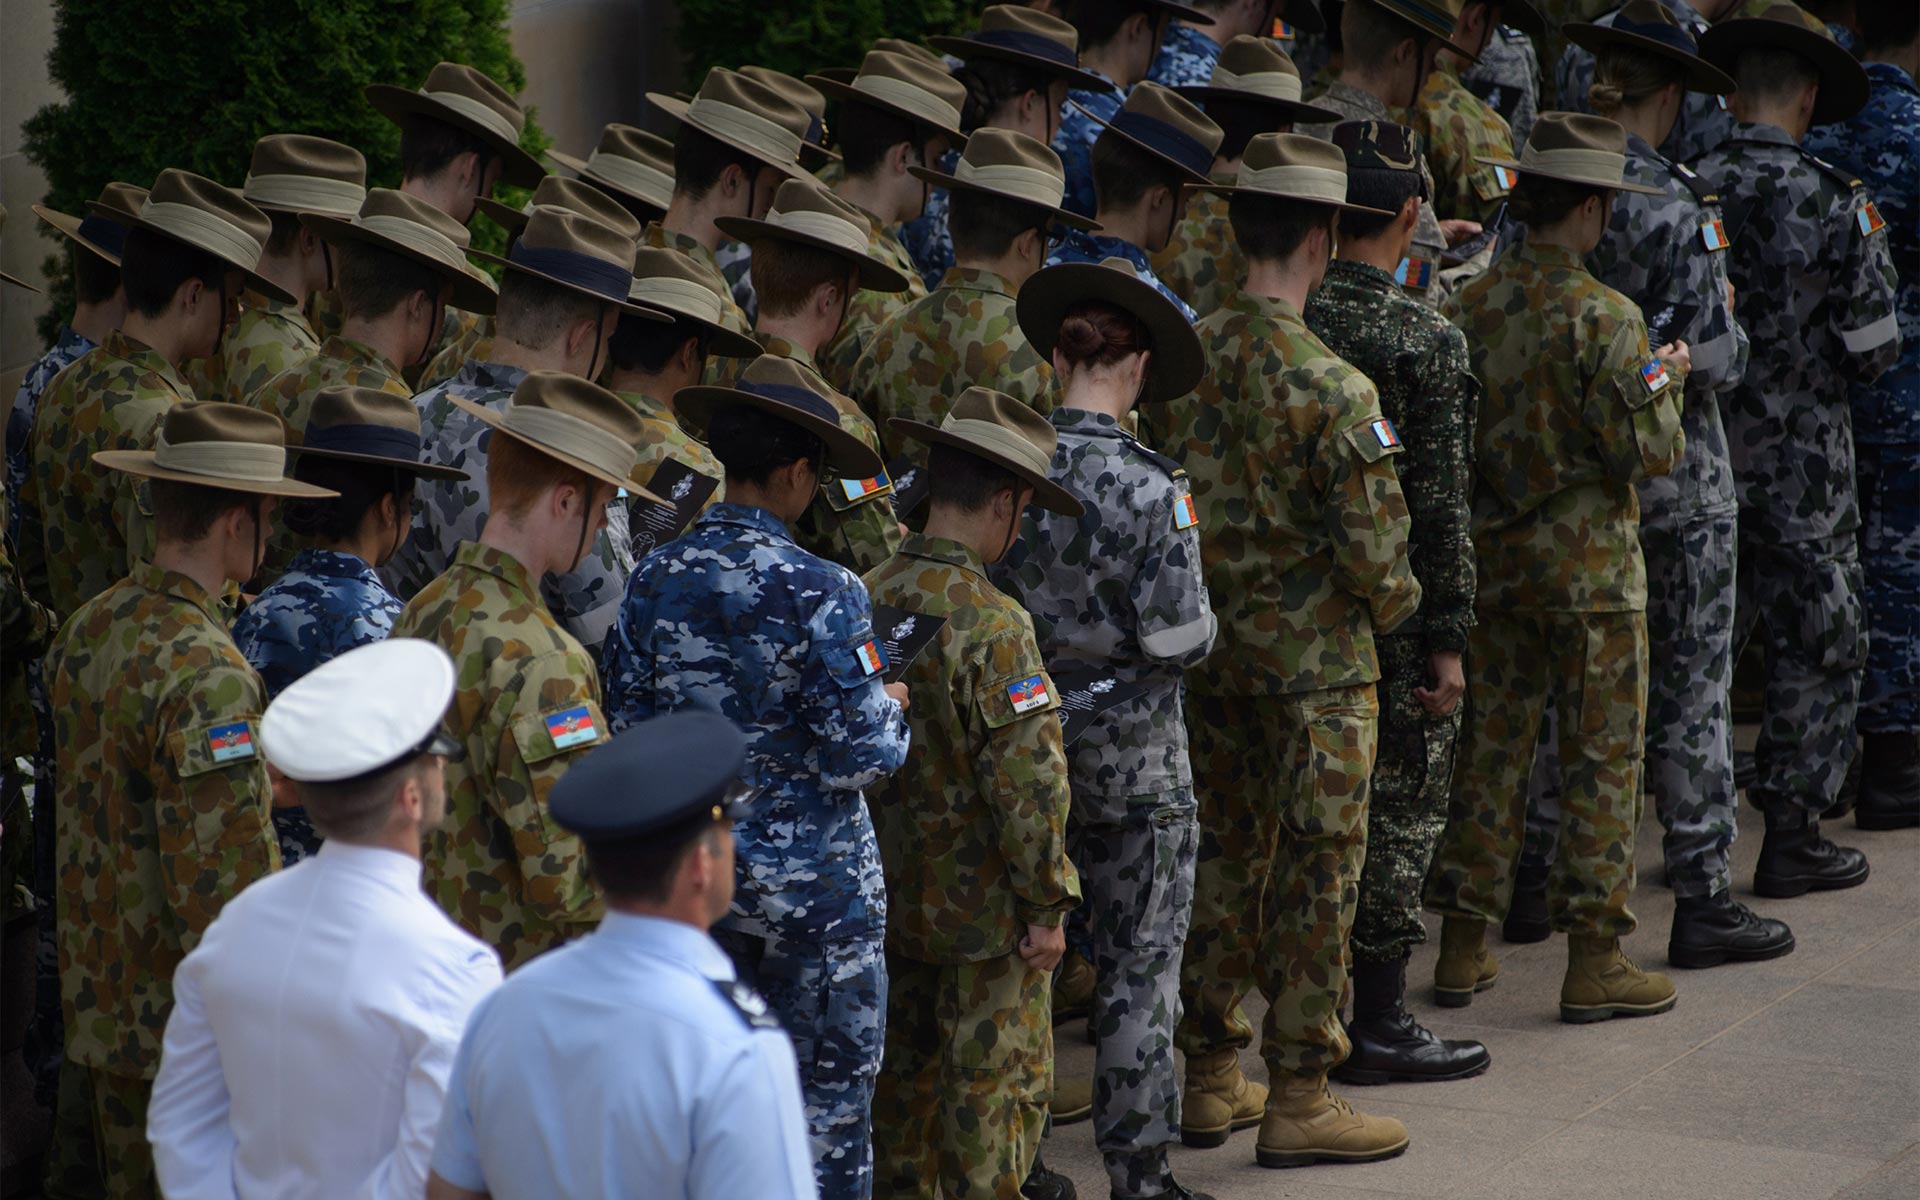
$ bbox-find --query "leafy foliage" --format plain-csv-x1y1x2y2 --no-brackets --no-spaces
677,0,981,83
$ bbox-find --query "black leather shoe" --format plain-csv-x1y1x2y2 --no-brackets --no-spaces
1023,1152,1077,1200
1856,732,1920,830
1332,956,1491,1085
1668,890,1796,968
1754,821,1870,898
1502,862,1550,944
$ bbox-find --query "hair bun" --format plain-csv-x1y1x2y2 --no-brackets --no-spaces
1056,314,1107,361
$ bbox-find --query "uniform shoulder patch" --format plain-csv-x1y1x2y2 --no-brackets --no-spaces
206,721,256,764
1173,492,1199,531
544,705,600,750
1371,418,1402,449
856,639,885,676
712,978,783,1031
1007,673,1052,715
1701,218,1730,252
1793,146,1865,193
1396,256,1434,292
1640,358,1672,394
1664,156,1718,206
1857,201,1887,237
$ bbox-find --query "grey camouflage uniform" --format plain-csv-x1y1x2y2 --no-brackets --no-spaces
1461,24,1542,146
992,408,1216,1199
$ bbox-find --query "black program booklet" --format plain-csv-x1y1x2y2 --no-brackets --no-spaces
886,455,931,518
629,458,718,559
1049,667,1150,746
870,603,946,684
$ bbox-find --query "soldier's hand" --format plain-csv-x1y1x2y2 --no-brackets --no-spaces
1724,279,1736,315
1021,922,1066,972
1439,218,1482,247
1656,339,1691,378
883,682,911,712
1415,652,1465,716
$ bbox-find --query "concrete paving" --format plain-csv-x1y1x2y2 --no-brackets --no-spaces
1042,809,1919,1200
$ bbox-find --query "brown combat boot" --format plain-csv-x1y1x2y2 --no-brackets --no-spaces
1052,950,1095,1021
1255,1074,1410,1168
1179,1049,1266,1148
1433,916,1499,1007
1049,1074,1093,1125
1560,934,1678,1023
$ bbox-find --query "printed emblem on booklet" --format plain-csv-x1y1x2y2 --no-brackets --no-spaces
885,455,931,518
1049,668,1150,745
870,603,947,685
629,459,717,560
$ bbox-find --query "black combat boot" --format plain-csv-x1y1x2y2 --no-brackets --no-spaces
1502,860,1550,944
1754,813,1870,898
1333,955,1491,1085
1022,1150,1077,1200
1668,889,1796,968
1855,731,1920,830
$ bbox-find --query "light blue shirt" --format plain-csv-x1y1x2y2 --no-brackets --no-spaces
429,912,817,1200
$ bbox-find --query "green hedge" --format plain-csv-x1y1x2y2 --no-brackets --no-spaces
22,0,545,341
678,0,981,82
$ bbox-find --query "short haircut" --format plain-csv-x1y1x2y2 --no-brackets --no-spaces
1343,0,1424,65
399,114,499,182
707,403,823,485
583,822,726,904
1092,136,1189,212
71,243,123,306
1860,3,1919,51
839,102,933,178
264,210,305,257
1054,297,1149,370
949,189,1051,261
334,241,448,321
1206,97,1292,162
149,478,255,543
298,756,429,841
1730,46,1822,109
495,272,603,350
487,429,596,518
1508,174,1609,229
952,56,1056,133
749,239,854,320
121,228,226,319
1339,172,1422,241
1230,192,1334,261
673,126,763,202
928,441,1020,513
281,455,415,544
1063,0,1155,53
608,312,711,375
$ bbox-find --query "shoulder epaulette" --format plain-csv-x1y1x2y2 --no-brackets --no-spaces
1663,157,1719,205
1119,432,1186,480
1802,150,1865,191
712,978,783,1031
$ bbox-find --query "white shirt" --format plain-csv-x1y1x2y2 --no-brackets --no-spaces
430,912,818,1200
149,840,502,1200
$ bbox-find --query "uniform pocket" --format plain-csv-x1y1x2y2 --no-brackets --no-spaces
1126,805,1198,951
1799,553,1869,674
945,953,1051,1074
1280,689,1377,842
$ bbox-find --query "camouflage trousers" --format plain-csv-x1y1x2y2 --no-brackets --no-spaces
1425,610,1648,936
1070,786,1198,1198
716,927,887,1200
872,949,1051,1199
1352,635,1462,964
1731,529,1867,820
1857,446,1920,732
1522,517,1740,898
43,1065,154,1199
1177,687,1376,1081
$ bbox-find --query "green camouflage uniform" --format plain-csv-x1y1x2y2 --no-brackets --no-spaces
309,287,483,381
18,331,189,618
46,560,280,1197
818,213,929,393
863,533,1079,1199
1406,63,1515,226
618,387,725,513
418,314,498,392
391,540,606,971
180,288,321,406
1424,241,1684,937
847,266,1054,465
1159,288,1421,1080
1305,258,1478,965
1152,180,1241,321
643,221,752,334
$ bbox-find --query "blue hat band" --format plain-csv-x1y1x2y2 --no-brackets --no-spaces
968,28,1079,69
1109,111,1215,179
1393,0,1457,35
302,422,426,462
509,242,632,303
77,215,130,258
1612,15,1702,57
736,380,841,426
805,113,827,147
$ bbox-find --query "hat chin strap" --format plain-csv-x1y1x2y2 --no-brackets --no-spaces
415,293,446,368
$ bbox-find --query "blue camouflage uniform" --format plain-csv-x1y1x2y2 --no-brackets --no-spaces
1047,227,1197,323
1555,0,1733,164
1054,71,1128,220
232,547,404,865
900,147,963,293
1808,61,1920,735
382,359,634,654
7,327,94,541
1147,23,1224,90
600,500,909,1200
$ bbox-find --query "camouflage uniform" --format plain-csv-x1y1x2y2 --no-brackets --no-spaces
864,533,1079,1199
390,540,605,970
382,359,635,653
715,239,760,326
1047,226,1197,323
47,560,280,1197
1694,123,1901,819
1808,62,1920,735
18,331,190,617
819,213,930,393
1460,24,1542,146
6,326,93,537
231,546,404,864
1424,241,1685,936
179,288,320,406
1054,71,1128,220
992,409,1216,1197
418,313,497,392
900,147,963,291
1406,63,1515,226
644,221,753,333
1159,288,1420,1080
1523,133,1752,898
1304,258,1477,964
602,501,909,1200
1153,182,1242,320
308,289,484,380
1553,0,1734,162
1148,23,1225,89
616,387,725,516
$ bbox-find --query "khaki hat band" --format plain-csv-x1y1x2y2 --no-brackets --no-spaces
1518,143,1625,187
764,207,869,255
629,275,726,324
423,88,520,144
941,417,1050,476
1239,163,1348,204
153,432,288,483
1210,67,1303,103
503,405,639,481
243,173,367,216
356,213,467,271
954,159,1066,209
853,74,963,129
586,150,673,200
687,97,802,163
142,200,264,266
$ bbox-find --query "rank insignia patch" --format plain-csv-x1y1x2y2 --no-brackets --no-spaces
1008,674,1051,714
1858,202,1886,237
1395,256,1433,291
839,472,890,503
1372,418,1401,449
207,722,254,763
545,706,599,750
1491,165,1517,190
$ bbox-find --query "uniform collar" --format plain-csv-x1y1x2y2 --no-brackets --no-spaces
1225,287,1307,328
286,546,381,582
454,358,531,397
644,221,723,273
103,330,193,401
321,334,405,383
1324,257,1399,295
1864,60,1918,93
1049,406,1123,437
1519,240,1590,273
615,387,677,425
1321,81,1390,122
900,531,989,580
453,539,544,603
938,266,1018,297
753,331,816,371
56,325,96,355
596,912,737,981
242,285,307,322
129,558,228,623
1073,65,1123,100
704,501,797,543
1164,23,1222,60
312,840,423,891
1054,227,1153,273
1729,120,1798,150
